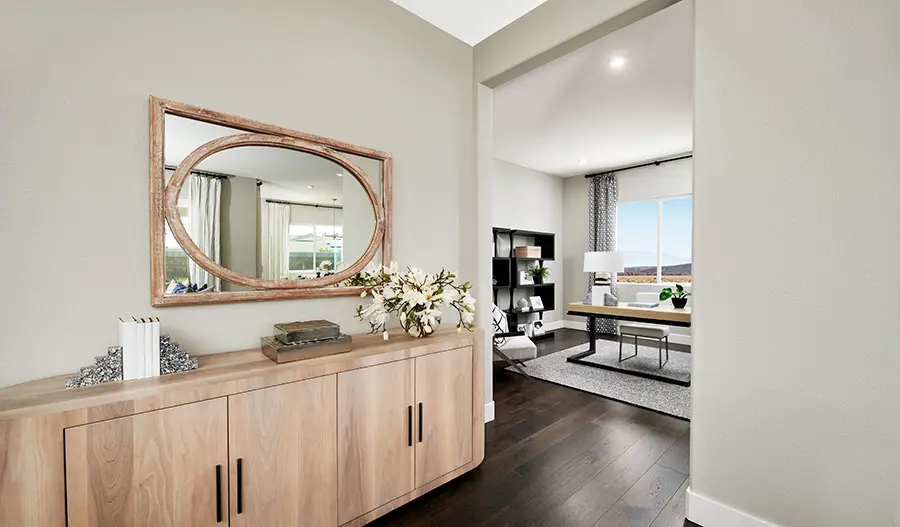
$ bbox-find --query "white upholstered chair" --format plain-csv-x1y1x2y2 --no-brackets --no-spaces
619,292,670,368
492,305,537,378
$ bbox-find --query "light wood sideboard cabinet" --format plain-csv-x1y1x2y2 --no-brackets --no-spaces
0,329,483,527
229,375,338,527
65,398,229,526
414,346,474,488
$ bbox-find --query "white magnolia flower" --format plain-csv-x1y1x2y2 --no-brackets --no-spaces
460,292,476,309
438,288,459,303
402,286,428,307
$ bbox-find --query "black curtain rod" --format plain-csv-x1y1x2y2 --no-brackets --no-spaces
265,199,343,210
584,153,693,179
164,164,233,180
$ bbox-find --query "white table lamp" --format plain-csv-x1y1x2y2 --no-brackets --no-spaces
583,251,625,305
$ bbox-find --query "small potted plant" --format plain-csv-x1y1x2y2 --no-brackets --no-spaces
528,266,550,285
659,284,690,308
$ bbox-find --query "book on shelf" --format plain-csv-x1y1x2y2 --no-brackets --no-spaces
119,317,161,380
151,318,160,377
628,302,659,308
119,318,139,381
136,318,146,378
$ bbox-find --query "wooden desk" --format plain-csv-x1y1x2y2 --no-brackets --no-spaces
566,302,692,386
567,302,691,331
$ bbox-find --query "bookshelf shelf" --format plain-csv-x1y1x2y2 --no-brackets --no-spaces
492,227,556,340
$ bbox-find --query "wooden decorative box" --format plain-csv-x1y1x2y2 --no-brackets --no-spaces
515,246,541,258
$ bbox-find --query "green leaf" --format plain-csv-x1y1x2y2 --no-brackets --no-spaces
659,288,673,302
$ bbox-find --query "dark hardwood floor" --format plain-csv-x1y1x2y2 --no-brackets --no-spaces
370,328,698,527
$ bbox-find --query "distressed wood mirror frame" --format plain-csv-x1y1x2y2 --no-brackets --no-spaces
149,96,392,307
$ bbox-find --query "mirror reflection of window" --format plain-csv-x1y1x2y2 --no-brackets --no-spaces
164,172,193,286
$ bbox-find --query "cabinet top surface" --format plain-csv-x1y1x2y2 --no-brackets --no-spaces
0,328,477,420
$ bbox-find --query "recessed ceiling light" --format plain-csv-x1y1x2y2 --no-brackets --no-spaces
335,172,343,177
608,56,628,70
577,159,588,165
308,185,315,189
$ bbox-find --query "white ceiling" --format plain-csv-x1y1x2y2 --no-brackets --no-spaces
493,0,693,177
391,0,548,46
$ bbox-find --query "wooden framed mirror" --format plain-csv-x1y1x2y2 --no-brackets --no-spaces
150,97,392,306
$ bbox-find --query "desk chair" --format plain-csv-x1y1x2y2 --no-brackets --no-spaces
619,292,670,368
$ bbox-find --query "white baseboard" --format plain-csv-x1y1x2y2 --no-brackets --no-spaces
543,320,565,331
484,401,495,423
560,320,692,346
668,333,692,346
562,320,585,330
687,487,782,527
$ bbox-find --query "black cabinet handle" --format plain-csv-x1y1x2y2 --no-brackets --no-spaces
237,457,244,514
215,464,223,523
407,405,413,446
418,403,423,443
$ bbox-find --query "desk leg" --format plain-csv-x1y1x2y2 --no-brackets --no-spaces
588,315,596,353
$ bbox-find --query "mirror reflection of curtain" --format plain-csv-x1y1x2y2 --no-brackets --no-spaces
188,174,222,291
263,202,290,280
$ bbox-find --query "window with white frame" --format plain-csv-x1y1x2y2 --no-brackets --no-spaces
617,196,692,283
288,224,343,276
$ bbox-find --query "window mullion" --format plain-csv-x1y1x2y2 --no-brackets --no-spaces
657,199,663,283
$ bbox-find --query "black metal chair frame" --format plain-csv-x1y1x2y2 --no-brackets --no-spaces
492,313,533,379
618,333,669,369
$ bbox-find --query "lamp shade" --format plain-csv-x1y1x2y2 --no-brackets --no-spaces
583,251,625,273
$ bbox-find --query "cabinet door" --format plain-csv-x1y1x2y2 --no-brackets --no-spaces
228,375,337,527
65,398,228,527
337,359,415,525
415,346,474,488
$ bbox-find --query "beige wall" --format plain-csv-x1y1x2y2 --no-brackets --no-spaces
691,1,900,525
0,0,473,388
491,159,564,325
220,176,259,291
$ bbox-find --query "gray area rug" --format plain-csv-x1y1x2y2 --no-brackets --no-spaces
578,338,691,384
507,340,691,419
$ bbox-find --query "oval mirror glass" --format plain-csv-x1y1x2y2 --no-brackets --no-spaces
163,115,382,293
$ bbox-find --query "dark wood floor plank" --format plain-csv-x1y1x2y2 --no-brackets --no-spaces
477,416,656,527
513,403,653,482
535,418,688,527
649,477,690,527
487,387,599,457
392,398,613,526
483,398,616,475
594,464,687,527
656,428,690,476
369,329,694,527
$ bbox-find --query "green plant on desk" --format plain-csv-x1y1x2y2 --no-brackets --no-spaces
528,266,550,284
659,284,690,308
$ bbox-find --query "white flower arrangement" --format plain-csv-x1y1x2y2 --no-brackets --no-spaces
347,262,476,339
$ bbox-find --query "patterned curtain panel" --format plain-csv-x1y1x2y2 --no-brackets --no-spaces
588,174,618,335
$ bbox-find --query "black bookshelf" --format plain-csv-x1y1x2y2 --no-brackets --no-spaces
492,227,556,341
